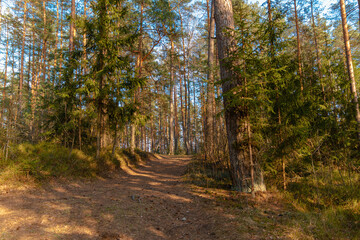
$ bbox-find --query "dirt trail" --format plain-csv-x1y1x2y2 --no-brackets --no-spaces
0,154,250,240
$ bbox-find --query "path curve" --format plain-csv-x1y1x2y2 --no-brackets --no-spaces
0,155,238,240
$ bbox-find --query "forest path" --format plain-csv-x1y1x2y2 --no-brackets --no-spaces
0,154,263,240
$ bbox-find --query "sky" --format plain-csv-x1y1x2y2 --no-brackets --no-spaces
248,0,339,15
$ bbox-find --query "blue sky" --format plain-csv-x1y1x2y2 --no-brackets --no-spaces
247,0,339,13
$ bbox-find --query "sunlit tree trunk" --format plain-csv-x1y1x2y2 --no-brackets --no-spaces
206,0,215,161
179,11,190,154
340,0,360,138
53,0,60,83
214,0,266,192
294,0,303,92
174,80,179,153
19,1,27,110
69,0,75,52
169,38,175,155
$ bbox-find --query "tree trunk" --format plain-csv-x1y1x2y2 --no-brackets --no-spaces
112,125,118,157
42,0,47,83
214,0,266,192
169,38,175,155
0,27,9,126
174,80,179,153
30,28,36,141
130,1,144,153
340,0,360,138
69,0,75,52
193,77,197,153
179,12,190,154
96,1,107,158
187,66,191,153
53,0,60,85
59,0,64,79
19,1,27,109
294,0,303,92
206,0,215,161
311,0,325,100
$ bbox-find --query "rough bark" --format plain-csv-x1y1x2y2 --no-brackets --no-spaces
340,0,360,138
214,0,266,192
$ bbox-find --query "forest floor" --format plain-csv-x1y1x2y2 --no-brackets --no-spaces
0,154,298,240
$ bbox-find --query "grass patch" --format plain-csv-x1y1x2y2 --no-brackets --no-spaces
283,173,360,239
0,142,150,184
184,155,231,189
185,155,360,239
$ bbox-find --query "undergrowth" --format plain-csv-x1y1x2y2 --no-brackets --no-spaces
184,155,232,189
0,142,150,184
185,155,360,240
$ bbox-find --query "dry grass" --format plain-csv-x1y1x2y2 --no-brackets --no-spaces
0,142,150,186
185,157,360,240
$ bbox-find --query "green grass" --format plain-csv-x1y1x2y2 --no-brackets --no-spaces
283,172,360,239
0,142,150,184
184,156,232,189
185,156,360,239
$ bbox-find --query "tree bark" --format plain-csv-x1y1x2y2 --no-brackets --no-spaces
174,79,179,153
19,1,27,108
214,0,266,192
179,11,190,154
0,27,9,126
294,0,303,92
169,38,175,155
53,0,60,84
130,1,144,153
340,0,360,138
206,0,215,161
69,0,75,52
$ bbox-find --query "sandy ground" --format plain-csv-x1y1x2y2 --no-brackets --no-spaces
0,154,287,240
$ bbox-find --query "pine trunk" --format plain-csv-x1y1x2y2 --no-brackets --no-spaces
69,0,75,52
169,38,175,155
214,0,266,192
294,0,303,92
206,0,215,161
0,28,9,126
19,1,27,109
340,0,360,138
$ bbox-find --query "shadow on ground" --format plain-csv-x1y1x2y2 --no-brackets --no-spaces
0,154,250,240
